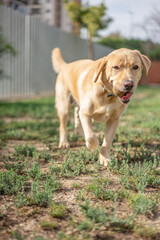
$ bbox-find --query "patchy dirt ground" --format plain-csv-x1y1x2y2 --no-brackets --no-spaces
0,138,160,240
0,88,160,240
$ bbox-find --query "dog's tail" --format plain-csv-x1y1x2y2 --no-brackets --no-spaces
51,48,67,74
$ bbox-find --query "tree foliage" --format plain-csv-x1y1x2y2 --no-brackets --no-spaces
64,1,112,38
149,45,160,60
63,1,112,59
0,28,16,78
98,35,160,61
98,36,146,53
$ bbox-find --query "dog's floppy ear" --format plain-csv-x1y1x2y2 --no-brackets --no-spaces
135,50,151,75
93,58,107,83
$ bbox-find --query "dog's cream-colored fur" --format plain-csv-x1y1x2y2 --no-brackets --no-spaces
52,48,151,166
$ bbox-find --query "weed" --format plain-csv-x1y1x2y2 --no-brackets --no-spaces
72,183,82,189
86,177,118,201
61,148,98,177
15,186,28,208
40,220,59,230
34,237,46,240
3,155,25,174
80,201,135,232
80,201,108,224
12,230,24,240
57,231,83,240
0,210,4,220
44,174,61,190
38,149,53,162
77,220,93,231
109,146,160,192
30,180,52,207
14,144,36,157
29,176,61,207
134,224,158,239
50,203,67,218
68,133,79,142
27,161,41,179
49,165,61,176
119,158,160,192
76,189,86,201
129,193,158,215
0,170,25,195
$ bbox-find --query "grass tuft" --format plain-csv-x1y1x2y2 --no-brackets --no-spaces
50,203,67,218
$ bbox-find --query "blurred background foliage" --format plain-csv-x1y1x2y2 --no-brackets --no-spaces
0,27,16,79
64,1,160,61
98,32,160,60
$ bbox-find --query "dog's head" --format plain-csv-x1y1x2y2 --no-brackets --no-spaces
93,48,151,104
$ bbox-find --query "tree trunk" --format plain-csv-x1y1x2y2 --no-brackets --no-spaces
72,21,80,37
87,37,94,60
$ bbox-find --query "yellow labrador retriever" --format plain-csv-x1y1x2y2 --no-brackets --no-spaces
52,48,151,166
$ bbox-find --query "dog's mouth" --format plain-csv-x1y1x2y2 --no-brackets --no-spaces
118,92,133,104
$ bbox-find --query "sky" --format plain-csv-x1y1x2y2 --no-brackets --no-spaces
82,0,160,41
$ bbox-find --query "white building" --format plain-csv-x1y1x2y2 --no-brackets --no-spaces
2,0,81,33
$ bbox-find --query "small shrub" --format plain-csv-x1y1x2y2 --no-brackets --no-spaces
134,224,158,239
34,237,45,240
15,186,27,208
40,220,59,230
76,189,86,201
118,156,159,192
80,201,108,224
14,144,36,157
130,193,158,215
39,149,52,162
0,170,25,195
0,210,4,220
30,180,53,207
27,161,41,179
86,178,115,201
3,155,25,174
77,220,93,231
12,230,24,240
80,201,135,232
61,148,98,177
29,176,60,207
72,183,82,189
50,203,67,218
49,165,61,176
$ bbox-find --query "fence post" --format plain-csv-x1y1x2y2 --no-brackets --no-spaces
24,15,30,95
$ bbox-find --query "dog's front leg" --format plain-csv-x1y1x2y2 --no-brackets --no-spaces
74,106,83,136
100,118,120,167
79,111,99,150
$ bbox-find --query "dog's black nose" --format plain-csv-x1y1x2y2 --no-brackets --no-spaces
123,80,134,91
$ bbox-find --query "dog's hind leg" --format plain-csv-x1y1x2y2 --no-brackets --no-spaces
55,78,71,148
74,106,83,136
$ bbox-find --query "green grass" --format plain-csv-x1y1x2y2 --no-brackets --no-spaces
0,86,160,240
40,220,59,230
50,203,67,218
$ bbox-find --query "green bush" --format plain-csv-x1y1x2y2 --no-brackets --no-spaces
0,170,25,195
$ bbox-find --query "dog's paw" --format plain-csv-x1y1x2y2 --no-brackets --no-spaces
99,153,110,167
86,136,99,150
58,141,70,148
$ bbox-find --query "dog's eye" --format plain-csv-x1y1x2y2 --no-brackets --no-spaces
133,65,139,70
113,66,120,70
